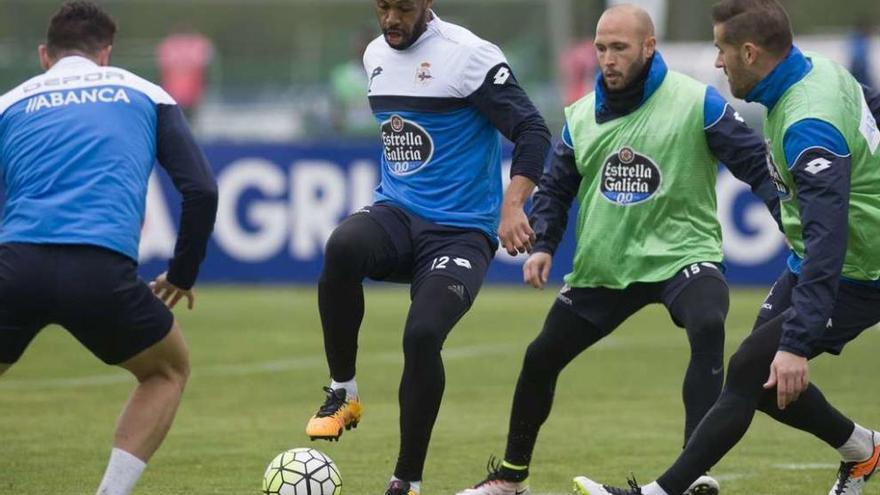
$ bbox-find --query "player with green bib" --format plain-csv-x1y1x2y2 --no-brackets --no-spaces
573,1,880,495
457,5,780,495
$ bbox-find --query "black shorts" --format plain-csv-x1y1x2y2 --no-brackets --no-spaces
359,203,495,303
559,262,727,333
757,269,880,356
0,243,174,365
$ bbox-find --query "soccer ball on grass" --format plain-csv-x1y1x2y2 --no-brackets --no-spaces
262,448,342,495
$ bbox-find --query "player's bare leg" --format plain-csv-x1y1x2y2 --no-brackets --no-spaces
114,322,189,460
95,322,189,495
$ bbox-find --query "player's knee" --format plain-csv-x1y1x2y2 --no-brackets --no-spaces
321,225,369,280
684,309,726,351
402,322,445,358
726,338,767,390
522,338,563,379
127,325,190,390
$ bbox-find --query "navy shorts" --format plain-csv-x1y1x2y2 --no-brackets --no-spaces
0,243,174,365
559,262,727,333
358,203,495,303
757,269,880,356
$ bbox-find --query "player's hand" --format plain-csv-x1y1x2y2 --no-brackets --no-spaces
763,350,810,410
499,204,535,256
150,272,195,310
523,251,552,289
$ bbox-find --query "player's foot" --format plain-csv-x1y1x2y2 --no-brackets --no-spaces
385,479,418,495
829,431,880,495
685,475,719,495
305,386,363,441
572,476,642,494
456,457,529,494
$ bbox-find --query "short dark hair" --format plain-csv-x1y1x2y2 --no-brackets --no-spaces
46,1,117,58
712,0,793,55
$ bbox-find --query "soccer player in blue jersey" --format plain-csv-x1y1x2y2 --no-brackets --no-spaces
303,1,551,494
0,3,217,495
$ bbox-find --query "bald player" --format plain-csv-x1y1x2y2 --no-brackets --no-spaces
456,5,781,495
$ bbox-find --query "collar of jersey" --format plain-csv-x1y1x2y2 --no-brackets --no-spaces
594,49,668,122
47,55,99,74
745,45,811,111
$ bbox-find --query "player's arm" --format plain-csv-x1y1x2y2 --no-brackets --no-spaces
767,119,851,409
703,86,781,228
463,44,551,255
153,104,219,307
524,124,583,289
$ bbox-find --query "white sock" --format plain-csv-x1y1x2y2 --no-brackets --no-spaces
330,378,358,400
838,424,876,462
95,448,147,495
641,481,669,495
390,476,421,494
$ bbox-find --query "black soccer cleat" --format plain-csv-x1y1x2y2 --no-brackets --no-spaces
385,479,418,495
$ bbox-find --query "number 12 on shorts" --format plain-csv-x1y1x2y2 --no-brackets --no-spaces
431,256,450,270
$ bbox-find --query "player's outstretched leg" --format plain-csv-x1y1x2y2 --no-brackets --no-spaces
458,302,604,495
572,313,787,495
753,384,879,495
307,213,397,441
95,322,189,495
828,430,880,495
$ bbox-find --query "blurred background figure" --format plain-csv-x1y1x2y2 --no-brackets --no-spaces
329,29,376,137
156,25,215,119
848,18,875,87
558,38,598,105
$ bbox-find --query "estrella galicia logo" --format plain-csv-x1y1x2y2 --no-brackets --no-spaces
600,146,662,205
764,140,791,200
381,115,435,176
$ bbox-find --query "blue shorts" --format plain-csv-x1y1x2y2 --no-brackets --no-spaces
0,243,173,365
360,203,495,303
757,269,880,356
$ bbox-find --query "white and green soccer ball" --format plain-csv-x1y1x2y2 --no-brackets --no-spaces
262,448,342,495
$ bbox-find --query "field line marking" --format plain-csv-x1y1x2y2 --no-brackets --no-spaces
0,342,521,391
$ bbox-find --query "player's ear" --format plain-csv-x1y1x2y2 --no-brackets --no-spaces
741,41,758,66
97,45,113,67
38,44,53,71
644,36,657,58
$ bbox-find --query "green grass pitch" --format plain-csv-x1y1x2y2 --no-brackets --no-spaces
1,286,878,494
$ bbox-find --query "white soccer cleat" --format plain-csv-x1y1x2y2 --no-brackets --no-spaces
572,476,641,494
458,457,529,495
829,431,880,495
456,478,529,495
685,475,720,495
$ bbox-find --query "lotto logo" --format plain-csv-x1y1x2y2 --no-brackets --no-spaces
804,157,831,175
453,258,472,269
493,67,511,85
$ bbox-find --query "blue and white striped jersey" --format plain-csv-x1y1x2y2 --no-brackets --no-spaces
364,12,549,239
